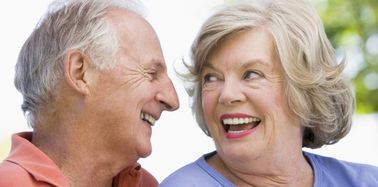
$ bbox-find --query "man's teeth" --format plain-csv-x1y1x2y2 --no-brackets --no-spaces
222,117,261,125
140,112,156,126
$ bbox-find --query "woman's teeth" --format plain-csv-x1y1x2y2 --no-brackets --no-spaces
141,112,156,126
222,117,261,125
222,117,261,133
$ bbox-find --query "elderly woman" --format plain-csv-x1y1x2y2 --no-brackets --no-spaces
160,0,378,186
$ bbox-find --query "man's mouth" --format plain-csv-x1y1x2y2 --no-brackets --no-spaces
221,116,261,134
140,112,156,126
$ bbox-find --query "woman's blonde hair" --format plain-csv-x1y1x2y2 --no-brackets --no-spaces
183,0,355,148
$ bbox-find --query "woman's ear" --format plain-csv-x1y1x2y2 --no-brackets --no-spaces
63,50,91,95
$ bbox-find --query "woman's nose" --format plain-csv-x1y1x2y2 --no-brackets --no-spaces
218,80,246,105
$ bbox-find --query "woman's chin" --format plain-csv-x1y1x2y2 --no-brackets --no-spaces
217,145,261,163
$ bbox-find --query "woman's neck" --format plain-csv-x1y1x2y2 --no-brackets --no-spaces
207,151,313,187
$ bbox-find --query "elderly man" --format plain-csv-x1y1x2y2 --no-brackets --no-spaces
0,0,179,186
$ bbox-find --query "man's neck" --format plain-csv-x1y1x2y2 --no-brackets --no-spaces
32,123,133,187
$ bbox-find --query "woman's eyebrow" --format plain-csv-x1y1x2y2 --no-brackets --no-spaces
203,62,218,70
241,59,269,69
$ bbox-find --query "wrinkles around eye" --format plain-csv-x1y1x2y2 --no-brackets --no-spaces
136,64,158,81
117,65,152,90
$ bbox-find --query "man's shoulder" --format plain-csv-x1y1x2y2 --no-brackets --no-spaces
139,166,159,186
0,160,35,186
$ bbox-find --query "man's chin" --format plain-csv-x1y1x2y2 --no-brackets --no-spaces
138,145,152,158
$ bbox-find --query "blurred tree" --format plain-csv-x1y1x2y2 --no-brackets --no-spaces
313,0,378,114
225,0,378,114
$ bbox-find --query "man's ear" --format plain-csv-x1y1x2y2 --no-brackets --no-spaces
63,50,91,95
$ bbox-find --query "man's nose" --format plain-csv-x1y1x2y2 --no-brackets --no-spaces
157,77,180,111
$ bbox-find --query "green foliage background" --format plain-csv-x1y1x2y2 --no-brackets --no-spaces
226,0,378,114
314,0,378,114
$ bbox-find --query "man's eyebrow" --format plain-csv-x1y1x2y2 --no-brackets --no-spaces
148,59,166,71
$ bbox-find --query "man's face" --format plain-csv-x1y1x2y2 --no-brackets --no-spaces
86,9,179,161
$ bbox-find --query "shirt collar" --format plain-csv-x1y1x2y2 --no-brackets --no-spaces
6,132,70,186
112,162,142,186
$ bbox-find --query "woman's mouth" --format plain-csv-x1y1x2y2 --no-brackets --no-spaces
221,115,261,139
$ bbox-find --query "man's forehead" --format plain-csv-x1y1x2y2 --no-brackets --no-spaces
144,59,166,70
106,7,146,27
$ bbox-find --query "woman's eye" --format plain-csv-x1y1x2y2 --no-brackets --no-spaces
243,70,260,80
203,74,218,83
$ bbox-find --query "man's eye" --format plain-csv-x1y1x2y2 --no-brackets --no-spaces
243,70,260,80
150,72,158,80
144,70,157,80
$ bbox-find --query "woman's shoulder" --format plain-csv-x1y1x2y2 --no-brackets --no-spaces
304,151,378,186
160,159,203,184
304,151,378,171
159,152,234,187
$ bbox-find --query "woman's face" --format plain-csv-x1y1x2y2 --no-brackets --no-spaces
201,28,302,163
